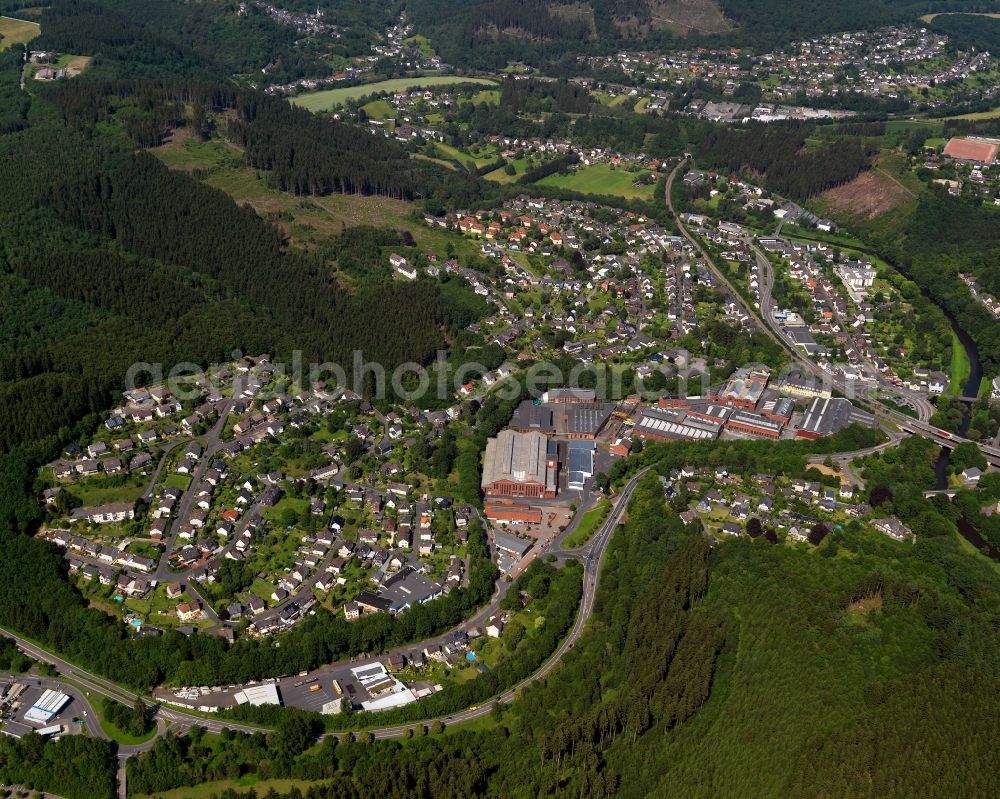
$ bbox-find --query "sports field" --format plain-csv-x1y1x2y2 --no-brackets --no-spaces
292,76,497,112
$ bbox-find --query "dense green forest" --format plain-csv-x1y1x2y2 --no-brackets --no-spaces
928,9,1000,54
694,122,875,200
0,734,115,799
36,0,327,82
868,188,1000,376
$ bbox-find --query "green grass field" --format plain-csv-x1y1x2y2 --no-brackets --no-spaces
137,778,320,799
564,499,611,548
292,77,497,112
73,475,149,507
163,473,191,492
0,15,39,49
402,33,435,58
536,162,655,201
947,330,971,396
471,89,500,105
486,157,532,183
361,98,394,118
941,105,1000,121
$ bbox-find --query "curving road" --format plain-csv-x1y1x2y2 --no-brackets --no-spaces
0,467,650,754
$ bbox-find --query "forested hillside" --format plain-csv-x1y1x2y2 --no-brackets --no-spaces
407,0,992,69
885,190,1000,375
0,50,504,727
693,122,875,200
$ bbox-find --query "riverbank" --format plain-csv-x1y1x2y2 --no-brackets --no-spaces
947,330,971,396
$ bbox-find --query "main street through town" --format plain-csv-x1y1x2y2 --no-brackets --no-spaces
664,159,1000,468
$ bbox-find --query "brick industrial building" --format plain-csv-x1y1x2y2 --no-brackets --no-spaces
481,429,559,499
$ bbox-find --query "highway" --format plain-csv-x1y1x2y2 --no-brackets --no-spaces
664,159,1000,468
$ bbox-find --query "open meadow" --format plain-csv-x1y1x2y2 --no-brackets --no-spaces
0,15,39,49
536,162,656,201
292,76,497,112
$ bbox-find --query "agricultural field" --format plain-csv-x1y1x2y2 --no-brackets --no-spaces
535,162,657,200
0,15,38,49
292,76,497,112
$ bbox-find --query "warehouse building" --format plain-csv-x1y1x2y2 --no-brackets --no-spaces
714,367,770,410
634,408,723,442
234,683,281,706
566,441,595,490
778,378,831,400
725,410,785,440
481,430,558,498
492,530,533,559
485,501,543,524
796,397,874,439
508,401,555,434
553,402,616,439
23,689,70,725
543,388,597,404
759,397,795,424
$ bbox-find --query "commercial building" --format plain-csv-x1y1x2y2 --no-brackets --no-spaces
481,430,558,499
485,501,543,524
542,388,597,404
566,441,595,490
725,410,784,439
796,397,874,439
23,689,70,725
234,683,281,706
634,408,722,442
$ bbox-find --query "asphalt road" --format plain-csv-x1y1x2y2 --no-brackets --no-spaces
1,467,649,752
747,241,934,422
664,159,1000,467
